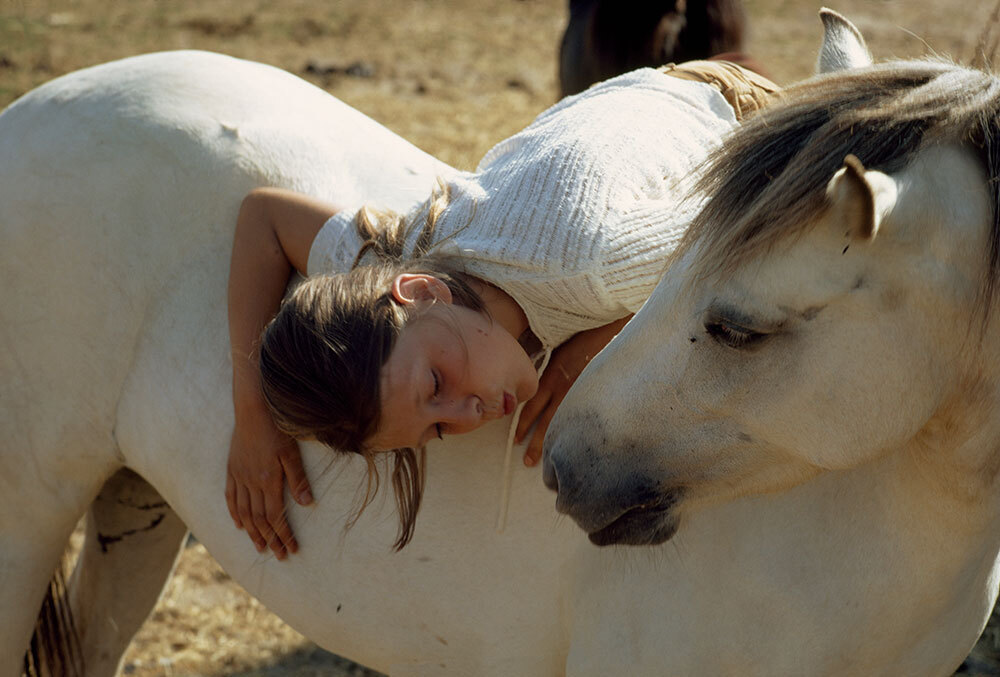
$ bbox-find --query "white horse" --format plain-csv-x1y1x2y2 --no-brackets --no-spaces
0,9,973,677
545,9,1000,677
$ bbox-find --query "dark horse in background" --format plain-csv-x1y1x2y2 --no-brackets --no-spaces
559,0,756,97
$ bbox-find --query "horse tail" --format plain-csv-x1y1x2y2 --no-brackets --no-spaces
22,560,83,677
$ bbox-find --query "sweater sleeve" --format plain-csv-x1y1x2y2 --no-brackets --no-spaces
307,208,364,276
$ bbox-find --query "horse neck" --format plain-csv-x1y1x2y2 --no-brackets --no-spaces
669,446,1000,667
693,354,1000,586
803,357,1000,585
761,308,1000,610
905,343,1000,513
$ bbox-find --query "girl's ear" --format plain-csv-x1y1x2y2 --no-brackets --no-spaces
391,273,453,306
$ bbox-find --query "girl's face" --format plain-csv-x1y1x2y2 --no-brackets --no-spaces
368,278,539,452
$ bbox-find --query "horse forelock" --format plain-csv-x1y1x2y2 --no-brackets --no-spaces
678,58,1000,312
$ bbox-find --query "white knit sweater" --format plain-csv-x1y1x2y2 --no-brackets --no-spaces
308,68,737,348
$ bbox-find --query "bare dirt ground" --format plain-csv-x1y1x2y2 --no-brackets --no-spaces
4,0,1000,674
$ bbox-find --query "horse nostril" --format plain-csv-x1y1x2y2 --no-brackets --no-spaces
542,457,559,493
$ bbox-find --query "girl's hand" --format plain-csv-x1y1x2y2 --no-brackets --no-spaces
225,187,337,559
225,412,313,560
515,315,632,466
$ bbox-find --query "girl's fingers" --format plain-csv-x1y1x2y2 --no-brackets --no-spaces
516,389,552,443
237,485,265,552
263,487,294,558
225,472,242,528
248,487,274,554
279,445,313,505
524,403,559,466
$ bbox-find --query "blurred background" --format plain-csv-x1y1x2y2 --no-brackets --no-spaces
2,0,997,674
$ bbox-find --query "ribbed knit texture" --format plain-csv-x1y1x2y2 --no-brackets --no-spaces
308,68,737,347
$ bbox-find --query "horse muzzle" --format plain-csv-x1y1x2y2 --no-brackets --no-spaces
543,413,684,546
582,490,683,546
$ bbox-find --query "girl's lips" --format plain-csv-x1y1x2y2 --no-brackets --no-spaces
503,391,516,416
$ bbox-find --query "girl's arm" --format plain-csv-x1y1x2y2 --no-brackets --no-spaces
515,315,632,466
227,187,341,559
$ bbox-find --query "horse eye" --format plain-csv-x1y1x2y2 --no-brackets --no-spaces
704,320,765,349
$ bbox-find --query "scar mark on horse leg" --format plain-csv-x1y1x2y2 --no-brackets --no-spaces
97,513,166,553
115,498,168,510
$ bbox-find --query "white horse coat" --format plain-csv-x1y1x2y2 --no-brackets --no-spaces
0,50,586,677
547,9,1000,677
0,11,987,677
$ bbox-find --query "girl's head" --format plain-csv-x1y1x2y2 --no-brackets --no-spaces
258,263,479,452
258,192,538,549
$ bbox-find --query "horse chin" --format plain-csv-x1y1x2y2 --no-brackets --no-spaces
586,497,682,547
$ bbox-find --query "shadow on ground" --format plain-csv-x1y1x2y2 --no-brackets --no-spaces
225,644,385,677
223,612,1000,677
959,605,1000,676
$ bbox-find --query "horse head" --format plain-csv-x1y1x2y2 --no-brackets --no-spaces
544,9,1000,546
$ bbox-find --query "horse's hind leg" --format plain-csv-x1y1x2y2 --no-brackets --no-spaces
67,469,188,676
0,502,83,677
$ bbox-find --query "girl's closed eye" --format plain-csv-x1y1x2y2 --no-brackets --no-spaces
432,371,443,439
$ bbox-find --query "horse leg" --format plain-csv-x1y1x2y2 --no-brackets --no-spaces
0,491,89,677
67,468,188,677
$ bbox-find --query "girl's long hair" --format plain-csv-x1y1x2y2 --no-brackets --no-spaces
259,181,485,550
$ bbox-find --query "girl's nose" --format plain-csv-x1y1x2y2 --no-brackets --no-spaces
442,397,483,434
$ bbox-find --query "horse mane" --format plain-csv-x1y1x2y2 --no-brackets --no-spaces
679,58,1000,308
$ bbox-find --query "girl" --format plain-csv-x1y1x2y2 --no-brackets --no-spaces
226,60,778,558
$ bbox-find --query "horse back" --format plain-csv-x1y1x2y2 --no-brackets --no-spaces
0,50,450,495
0,52,584,674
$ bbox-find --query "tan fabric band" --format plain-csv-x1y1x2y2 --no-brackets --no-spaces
659,60,781,121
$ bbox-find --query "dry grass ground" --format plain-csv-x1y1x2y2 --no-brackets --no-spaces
2,0,994,169
4,0,1000,674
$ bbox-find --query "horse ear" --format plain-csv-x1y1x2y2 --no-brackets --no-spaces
825,155,897,241
816,8,873,73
